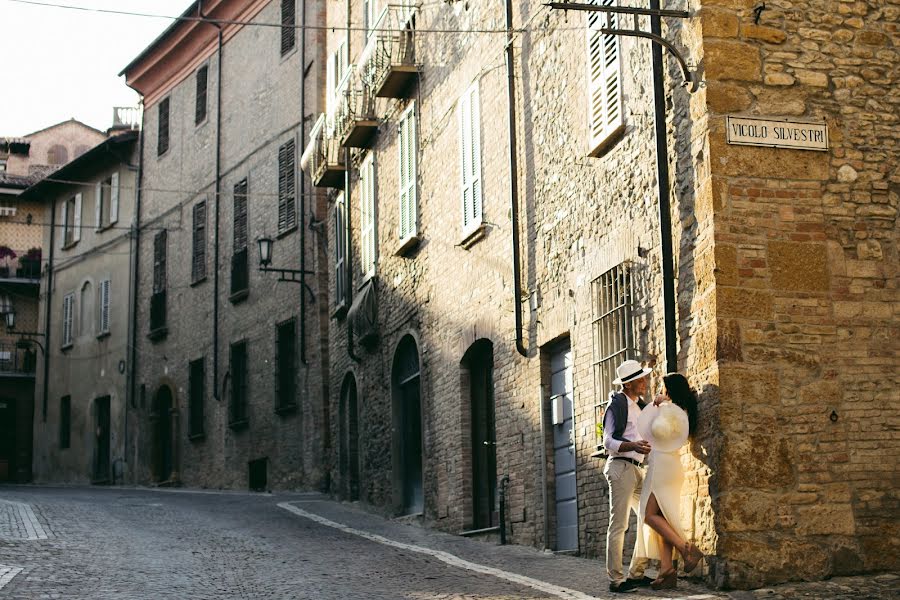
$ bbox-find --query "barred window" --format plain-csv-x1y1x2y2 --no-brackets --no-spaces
591,262,635,447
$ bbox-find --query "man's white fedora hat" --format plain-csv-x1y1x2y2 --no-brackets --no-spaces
612,359,653,385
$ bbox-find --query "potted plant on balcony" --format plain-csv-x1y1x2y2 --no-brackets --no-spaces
18,247,41,278
0,245,16,277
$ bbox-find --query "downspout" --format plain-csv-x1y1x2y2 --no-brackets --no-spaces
126,127,145,467
505,0,526,357
650,0,677,372
41,192,56,422
345,0,359,364
299,0,308,364
200,2,224,400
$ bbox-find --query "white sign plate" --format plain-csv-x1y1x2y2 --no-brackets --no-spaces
726,116,828,151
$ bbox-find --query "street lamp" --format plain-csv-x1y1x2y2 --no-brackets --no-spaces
256,236,315,300
257,237,274,268
4,309,14,330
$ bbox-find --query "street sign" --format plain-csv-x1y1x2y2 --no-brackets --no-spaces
726,115,829,151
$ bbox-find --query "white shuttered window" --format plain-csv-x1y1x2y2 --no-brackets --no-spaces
62,293,74,347
459,82,483,233
334,193,348,308
98,279,111,334
587,0,623,154
398,102,417,242
359,153,376,278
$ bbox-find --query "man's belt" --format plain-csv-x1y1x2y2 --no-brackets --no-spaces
611,456,644,468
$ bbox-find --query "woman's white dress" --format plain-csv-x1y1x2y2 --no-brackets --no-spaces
636,403,689,560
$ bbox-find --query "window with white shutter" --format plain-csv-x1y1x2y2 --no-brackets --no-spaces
94,174,119,231
586,0,624,155
110,172,119,224
398,102,417,244
326,39,348,116
98,278,111,335
359,153,376,279
95,181,104,231
459,83,483,234
73,193,82,243
334,192,347,309
278,141,297,233
62,292,75,347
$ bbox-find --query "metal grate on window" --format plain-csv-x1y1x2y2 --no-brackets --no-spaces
591,262,635,448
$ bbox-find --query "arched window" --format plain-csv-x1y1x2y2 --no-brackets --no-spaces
392,335,423,515
47,144,69,165
80,281,92,337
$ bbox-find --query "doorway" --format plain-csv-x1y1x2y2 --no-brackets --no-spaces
464,339,497,530
392,335,423,515
93,396,111,484
0,398,15,482
549,340,578,551
339,373,360,501
153,386,174,483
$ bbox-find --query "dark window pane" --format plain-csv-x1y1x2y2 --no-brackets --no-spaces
281,0,296,55
195,66,208,125
158,97,170,156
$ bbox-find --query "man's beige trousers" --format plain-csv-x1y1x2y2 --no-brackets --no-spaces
604,458,649,584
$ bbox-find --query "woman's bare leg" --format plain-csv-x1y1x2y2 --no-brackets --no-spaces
644,493,688,566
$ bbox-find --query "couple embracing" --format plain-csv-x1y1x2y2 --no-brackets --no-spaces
603,359,704,594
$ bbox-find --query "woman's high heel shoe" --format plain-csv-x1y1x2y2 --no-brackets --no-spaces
651,568,677,590
682,542,704,572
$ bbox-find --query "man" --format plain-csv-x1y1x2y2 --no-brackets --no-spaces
602,359,654,593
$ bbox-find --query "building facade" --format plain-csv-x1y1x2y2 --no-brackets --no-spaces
302,0,897,590
25,131,139,484
121,0,329,491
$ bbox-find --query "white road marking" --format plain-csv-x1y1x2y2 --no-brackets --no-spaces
278,502,717,600
0,565,24,591
0,500,49,540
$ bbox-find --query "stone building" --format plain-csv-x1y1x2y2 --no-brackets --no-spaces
302,0,897,590
25,131,139,484
120,0,329,491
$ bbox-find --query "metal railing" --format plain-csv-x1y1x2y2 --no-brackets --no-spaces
333,65,377,145
0,341,37,375
359,4,418,95
301,114,346,187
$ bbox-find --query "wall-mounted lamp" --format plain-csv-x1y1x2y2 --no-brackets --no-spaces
256,237,315,301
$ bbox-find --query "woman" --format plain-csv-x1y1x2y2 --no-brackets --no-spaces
636,372,703,590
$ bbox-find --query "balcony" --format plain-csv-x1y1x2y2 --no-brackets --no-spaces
0,341,37,377
301,114,346,189
333,66,378,149
360,4,418,99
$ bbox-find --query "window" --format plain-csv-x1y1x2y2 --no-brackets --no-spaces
280,0,296,55
231,179,249,297
62,292,75,347
192,201,207,283
61,194,82,247
398,102,417,244
80,281,92,338
47,144,68,165
275,319,297,412
98,278,111,335
459,82,483,235
189,357,205,438
326,39,348,115
359,153,376,278
587,0,623,154
334,192,348,310
59,396,71,449
158,97,170,156
195,65,208,125
150,230,167,335
591,262,635,448
278,141,297,233
229,341,249,428
94,172,120,230
364,0,376,38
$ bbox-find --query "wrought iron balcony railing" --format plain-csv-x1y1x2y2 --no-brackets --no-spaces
300,113,346,189
359,4,418,99
333,65,378,149
0,341,37,375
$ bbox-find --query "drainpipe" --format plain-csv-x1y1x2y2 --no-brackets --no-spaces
650,0,677,372
200,2,224,400
41,193,56,423
126,127,145,468
345,0,359,364
505,0,526,358
299,0,308,364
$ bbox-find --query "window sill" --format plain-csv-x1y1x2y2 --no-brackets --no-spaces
148,327,168,342
276,224,298,239
95,223,117,234
228,418,249,432
62,241,79,251
394,234,420,256
96,331,110,341
587,124,626,159
459,223,488,249
188,432,206,442
191,276,208,288
275,403,298,417
60,343,73,352
357,273,376,291
331,302,348,320
229,289,249,304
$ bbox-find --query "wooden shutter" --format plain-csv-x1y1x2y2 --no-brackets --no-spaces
99,279,111,333
153,230,167,293
95,181,104,230
73,193,82,242
233,179,248,251
360,153,376,277
587,0,623,152
281,0,296,56
110,172,119,224
59,201,67,249
62,293,73,346
158,98,170,156
278,141,297,233
398,103,417,241
334,194,346,307
195,65,208,125
192,201,207,282
459,83,483,232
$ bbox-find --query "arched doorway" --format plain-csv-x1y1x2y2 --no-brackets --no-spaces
152,385,175,483
463,339,497,530
392,335,423,515
339,372,360,501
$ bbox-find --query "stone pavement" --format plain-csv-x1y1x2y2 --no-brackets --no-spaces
0,485,897,600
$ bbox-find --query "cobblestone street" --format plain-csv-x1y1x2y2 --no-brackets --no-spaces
0,485,896,599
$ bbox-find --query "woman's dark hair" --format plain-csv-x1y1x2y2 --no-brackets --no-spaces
663,373,698,436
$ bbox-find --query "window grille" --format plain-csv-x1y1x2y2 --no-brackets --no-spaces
189,357,205,437
229,341,249,428
591,262,635,447
277,141,297,233
158,97,170,156
192,201,207,282
280,0,296,55
275,319,297,412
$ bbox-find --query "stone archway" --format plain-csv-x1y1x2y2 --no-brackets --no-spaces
339,372,361,501
391,335,423,515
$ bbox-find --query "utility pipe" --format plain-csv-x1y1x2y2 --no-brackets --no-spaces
299,0,308,364
41,187,56,422
124,129,144,466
